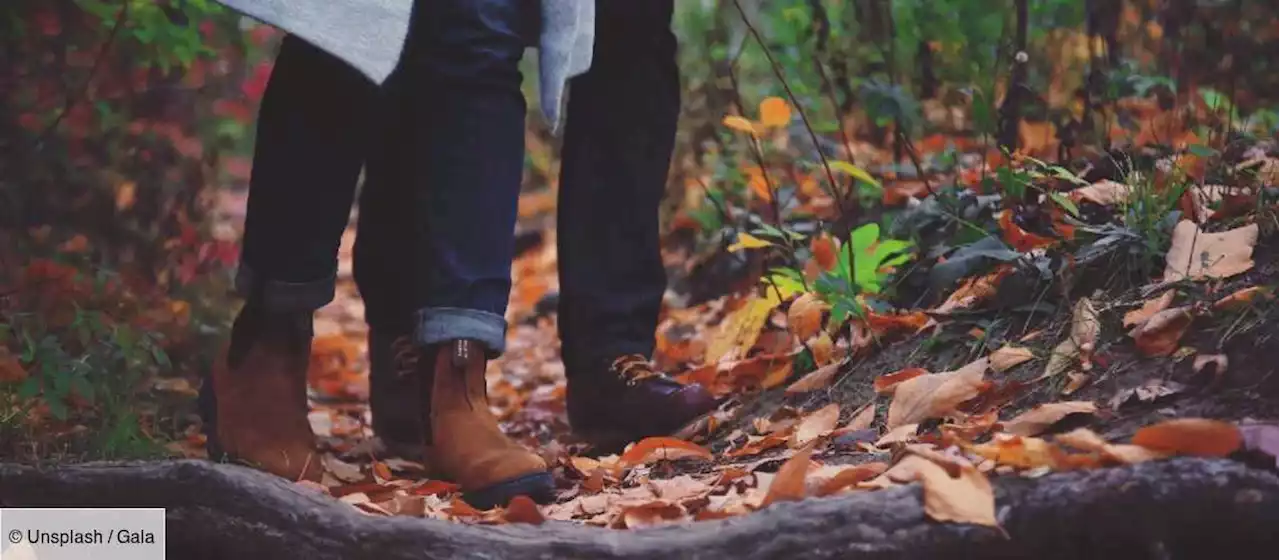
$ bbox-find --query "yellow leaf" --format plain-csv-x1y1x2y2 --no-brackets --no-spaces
705,294,782,363
759,97,792,127
829,161,881,188
722,115,761,135
727,232,774,253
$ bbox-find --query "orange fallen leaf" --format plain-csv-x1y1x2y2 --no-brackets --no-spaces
1001,401,1097,436
787,292,828,341
619,501,688,529
1213,286,1272,311
792,403,840,447
1123,290,1176,328
874,367,929,394
725,433,791,458
410,480,461,496
843,403,877,432
372,461,392,482
763,444,815,506
807,332,834,366
813,462,889,496
999,210,1057,252
504,495,546,525
969,433,1064,469
617,437,713,468
875,423,921,447
863,311,930,336
785,362,840,394
1128,306,1194,356
886,358,989,428
1131,418,1242,457
932,266,1013,315
58,234,90,254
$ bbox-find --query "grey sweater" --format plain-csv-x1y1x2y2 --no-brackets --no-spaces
215,0,595,132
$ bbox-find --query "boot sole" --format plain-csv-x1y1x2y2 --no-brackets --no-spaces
462,471,556,510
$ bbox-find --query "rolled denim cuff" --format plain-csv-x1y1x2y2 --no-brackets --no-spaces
234,263,336,313
415,307,507,357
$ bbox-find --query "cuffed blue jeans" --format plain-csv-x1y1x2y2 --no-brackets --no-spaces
237,0,535,355
355,0,680,374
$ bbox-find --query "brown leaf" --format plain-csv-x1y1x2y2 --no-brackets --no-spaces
724,433,791,458
1001,401,1097,436
0,348,27,383
874,423,920,447
785,363,840,394
763,444,815,506
372,461,392,482
617,437,713,469
886,359,989,428
864,311,931,336
1163,221,1259,282
1043,297,1100,378
58,234,89,254
912,454,1000,527
844,403,877,432
810,234,838,271
807,332,834,366
792,403,840,447
970,433,1064,469
410,479,461,497
1128,306,1193,356
619,501,688,529
988,345,1035,373
1108,378,1187,409
874,367,929,394
788,292,828,341
1131,418,1242,457
504,495,546,525
932,266,1012,315
813,462,889,496
1213,286,1272,311
1123,290,1175,328
1071,179,1131,205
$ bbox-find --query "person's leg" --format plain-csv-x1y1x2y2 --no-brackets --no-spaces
558,0,716,449
203,34,376,482
399,0,552,508
353,66,421,458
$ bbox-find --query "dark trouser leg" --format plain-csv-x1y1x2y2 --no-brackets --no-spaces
403,0,533,355
557,0,680,376
237,35,376,310
354,66,421,453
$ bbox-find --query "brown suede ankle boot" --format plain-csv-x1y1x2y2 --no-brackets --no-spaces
420,339,553,509
207,303,322,482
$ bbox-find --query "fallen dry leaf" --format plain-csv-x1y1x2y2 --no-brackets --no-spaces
1128,306,1194,356
619,501,688,529
1213,285,1272,311
1071,179,1131,205
763,444,815,506
813,463,889,496
863,311,931,336
908,453,999,527
1123,290,1176,328
1001,401,1098,436
988,345,1035,373
843,403,877,432
793,403,840,447
617,437,713,469
874,367,929,394
725,433,791,458
1192,354,1228,378
1043,297,1099,378
932,266,1013,315
807,332,835,366
886,359,989,428
504,495,546,525
1131,418,1242,457
785,362,840,394
875,423,921,447
1239,424,1279,464
706,293,781,363
970,433,1064,470
1163,221,1259,282
0,349,28,383
788,292,828,341
1108,378,1187,409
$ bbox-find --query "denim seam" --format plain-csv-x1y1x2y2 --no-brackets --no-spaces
415,306,508,357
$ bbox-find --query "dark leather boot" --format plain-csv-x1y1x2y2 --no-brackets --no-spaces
566,355,719,452
203,302,322,482
368,329,424,459
418,339,553,509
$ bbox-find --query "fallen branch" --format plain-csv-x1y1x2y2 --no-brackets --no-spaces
1,458,1274,559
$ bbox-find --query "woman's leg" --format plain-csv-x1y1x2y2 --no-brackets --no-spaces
557,0,716,449
397,0,553,508
205,34,376,482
